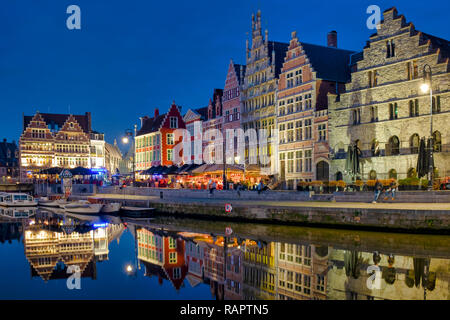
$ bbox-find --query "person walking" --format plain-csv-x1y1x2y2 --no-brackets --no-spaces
257,180,264,195
210,180,217,196
236,182,242,198
384,178,398,201
372,179,383,203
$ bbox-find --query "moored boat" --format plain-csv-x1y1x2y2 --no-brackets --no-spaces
38,197,62,207
0,193,37,207
101,202,122,213
120,206,155,217
62,200,103,214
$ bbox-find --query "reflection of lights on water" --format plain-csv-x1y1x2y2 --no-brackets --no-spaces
93,223,108,228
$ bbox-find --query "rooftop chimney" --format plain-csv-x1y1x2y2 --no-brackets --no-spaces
327,31,337,48
154,108,159,117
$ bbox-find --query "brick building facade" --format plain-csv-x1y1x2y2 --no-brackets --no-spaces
276,31,355,188
135,102,186,169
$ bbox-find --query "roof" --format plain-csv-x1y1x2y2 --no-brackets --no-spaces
233,63,246,83
23,112,92,134
300,42,356,82
349,51,364,67
195,107,208,120
422,32,450,61
268,41,290,77
136,114,166,137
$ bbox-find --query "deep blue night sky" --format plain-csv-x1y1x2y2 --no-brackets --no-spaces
0,0,448,150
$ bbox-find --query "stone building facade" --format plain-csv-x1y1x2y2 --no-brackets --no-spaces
20,112,93,177
276,31,355,188
105,139,122,177
241,10,288,174
328,7,450,182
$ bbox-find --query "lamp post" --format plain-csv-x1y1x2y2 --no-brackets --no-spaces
222,136,227,190
420,64,433,191
122,125,137,187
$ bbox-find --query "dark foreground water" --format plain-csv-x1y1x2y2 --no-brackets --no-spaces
0,207,449,300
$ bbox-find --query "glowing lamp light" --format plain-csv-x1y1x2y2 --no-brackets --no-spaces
420,83,430,93
122,137,129,144
126,265,133,273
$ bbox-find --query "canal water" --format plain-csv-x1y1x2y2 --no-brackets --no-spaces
0,207,449,300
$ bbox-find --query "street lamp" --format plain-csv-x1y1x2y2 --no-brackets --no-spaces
420,64,434,191
122,125,137,187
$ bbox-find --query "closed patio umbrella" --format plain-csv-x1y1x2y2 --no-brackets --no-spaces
417,137,427,178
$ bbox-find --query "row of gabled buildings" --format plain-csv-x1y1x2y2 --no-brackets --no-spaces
134,7,449,187
18,111,126,180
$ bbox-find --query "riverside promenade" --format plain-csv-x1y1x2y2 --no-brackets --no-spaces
74,187,450,234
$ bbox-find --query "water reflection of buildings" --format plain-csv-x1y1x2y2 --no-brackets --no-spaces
137,228,188,291
23,214,124,282
134,224,450,300
326,250,450,300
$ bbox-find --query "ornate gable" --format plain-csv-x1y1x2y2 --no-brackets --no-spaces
20,112,54,141
160,102,186,130
55,115,89,143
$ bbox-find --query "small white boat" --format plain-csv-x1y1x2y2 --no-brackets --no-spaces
38,197,62,207
62,200,103,214
0,193,37,207
101,202,122,213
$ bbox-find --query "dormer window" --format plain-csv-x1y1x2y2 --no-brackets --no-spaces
170,117,178,128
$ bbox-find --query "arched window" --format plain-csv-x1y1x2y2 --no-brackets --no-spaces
407,168,417,178
433,131,442,152
410,134,419,154
369,170,377,180
316,161,329,181
335,171,343,181
388,136,400,155
389,169,397,179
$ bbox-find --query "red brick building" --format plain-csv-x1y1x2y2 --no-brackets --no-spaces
137,228,188,291
135,102,186,169
222,60,245,163
222,60,245,132
276,31,355,188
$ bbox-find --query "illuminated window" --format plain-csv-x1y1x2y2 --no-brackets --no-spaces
167,133,174,145
169,252,177,264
